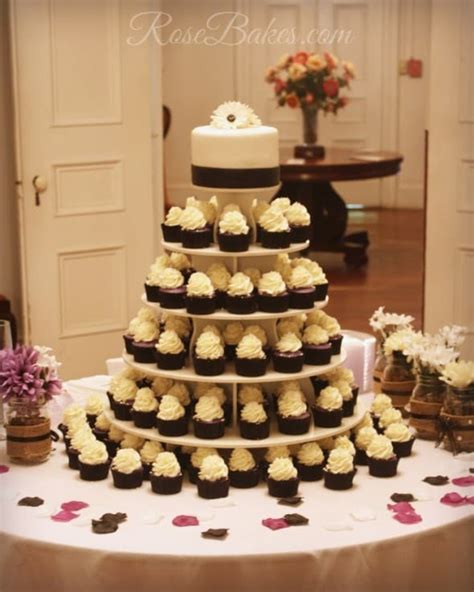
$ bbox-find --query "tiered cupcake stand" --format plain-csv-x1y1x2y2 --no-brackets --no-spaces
105,187,368,457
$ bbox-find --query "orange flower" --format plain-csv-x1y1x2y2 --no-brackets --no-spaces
286,94,299,108
293,51,309,65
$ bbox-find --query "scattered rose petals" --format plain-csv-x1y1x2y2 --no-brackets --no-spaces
284,513,309,526
323,520,353,531
51,510,79,522
18,497,44,507
278,496,303,507
262,517,289,531
423,475,449,486
350,507,377,522
452,476,474,487
440,492,473,506
172,515,199,527
391,493,416,503
0,465,10,474
61,501,89,512
393,512,422,525
387,502,415,514
201,528,228,539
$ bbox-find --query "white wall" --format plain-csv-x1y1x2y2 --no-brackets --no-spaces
0,1,21,327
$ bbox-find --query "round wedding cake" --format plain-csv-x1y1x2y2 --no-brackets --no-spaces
191,101,280,189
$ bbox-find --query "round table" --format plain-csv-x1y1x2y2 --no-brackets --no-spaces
279,149,403,265
1,381,472,592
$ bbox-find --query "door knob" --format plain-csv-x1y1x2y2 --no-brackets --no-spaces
32,175,47,206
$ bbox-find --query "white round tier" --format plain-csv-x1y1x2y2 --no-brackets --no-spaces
122,351,346,384
161,240,309,257
141,295,328,321
104,398,368,449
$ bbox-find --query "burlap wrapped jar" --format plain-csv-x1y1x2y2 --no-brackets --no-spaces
409,372,447,440
381,351,415,416
438,385,474,454
5,398,52,464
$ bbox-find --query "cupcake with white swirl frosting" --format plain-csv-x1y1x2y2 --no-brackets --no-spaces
239,401,270,440
277,390,311,435
287,266,317,310
180,205,212,249
161,206,183,242
78,440,111,481
155,330,186,370
228,448,259,488
302,325,332,366
196,455,230,499
285,201,311,243
257,271,289,313
131,387,158,428
235,334,267,377
225,272,257,315
193,395,225,439
272,332,304,374
111,448,144,489
258,206,291,249
295,442,324,481
193,330,226,376
267,457,299,497
131,320,160,364
185,272,216,315
313,386,343,428
323,448,356,490
223,321,244,360
366,434,399,477
384,422,415,457
206,263,231,309
157,267,186,309
150,451,183,495
217,209,251,252
156,394,188,437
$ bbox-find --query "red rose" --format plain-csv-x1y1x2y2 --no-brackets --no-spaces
274,79,287,94
323,78,339,98
293,51,309,65
286,94,299,108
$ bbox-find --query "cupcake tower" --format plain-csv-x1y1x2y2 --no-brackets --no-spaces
108,102,368,460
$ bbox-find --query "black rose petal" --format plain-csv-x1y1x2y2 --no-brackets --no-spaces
100,512,127,525
391,493,416,503
284,513,309,526
423,475,450,486
278,497,303,507
469,468,474,474
92,519,118,534
18,496,44,507
201,528,228,539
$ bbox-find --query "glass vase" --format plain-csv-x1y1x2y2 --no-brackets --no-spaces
439,384,474,454
5,398,51,464
301,105,318,145
409,371,447,440
381,351,415,414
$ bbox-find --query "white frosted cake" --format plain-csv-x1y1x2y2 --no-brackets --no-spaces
191,101,280,189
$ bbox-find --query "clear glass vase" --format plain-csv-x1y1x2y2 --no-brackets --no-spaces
409,371,446,440
5,397,51,464
301,105,318,145
412,371,447,404
440,384,474,454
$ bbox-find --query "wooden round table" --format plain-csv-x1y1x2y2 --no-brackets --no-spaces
279,148,403,265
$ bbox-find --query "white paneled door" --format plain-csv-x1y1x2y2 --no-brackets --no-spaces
238,0,393,206
11,0,157,378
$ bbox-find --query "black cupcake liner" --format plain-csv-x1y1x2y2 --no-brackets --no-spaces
86,413,97,429
224,344,237,360
123,334,134,355
229,468,260,488
295,461,323,481
113,401,133,421
112,468,144,489
225,294,257,315
78,460,111,481
290,225,310,243
215,290,226,309
289,288,317,309
257,292,289,313
276,412,311,435
239,418,270,440
330,334,344,355
161,223,182,243
193,418,225,439
156,350,186,370
181,227,212,249
132,409,157,429
303,344,332,366
235,357,267,377
342,398,355,417
314,283,329,302
193,355,226,376
144,283,160,303
188,465,199,484
354,447,369,466
104,440,119,458
196,477,230,499
142,462,152,480
156,415,188,437
106,391,115,410
217,232,250,252
185,295,216,315
150,473,183,494
260,229,291,249
159,288,187,310
352,385,359,402
312,406,343,428
272,351,304,373
267,477,299,498
323,469,356,490
92,428,108,443
310,377,330,395
132,341,157,364
67,447,80,470
391,438,415,458
368,456,399,478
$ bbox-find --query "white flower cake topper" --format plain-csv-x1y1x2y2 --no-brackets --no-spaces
210,101,262,130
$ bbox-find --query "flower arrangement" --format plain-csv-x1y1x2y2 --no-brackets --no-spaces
265,51,355,114
383,328,424,357
0,345,62,403
369,307,414,340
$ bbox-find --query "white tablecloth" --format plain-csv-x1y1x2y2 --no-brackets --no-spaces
0,381,473,592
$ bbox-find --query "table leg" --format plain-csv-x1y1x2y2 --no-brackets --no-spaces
278,180,369,266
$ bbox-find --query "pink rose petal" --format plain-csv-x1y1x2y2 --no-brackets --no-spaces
387,502,416,514
61,501,89,512
467,496,474,505
0,465,10,474
172,515,199,527
393,512,422,525
440,492,468,506
262,517,289,531
51,510,79,522
452,476,474,487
